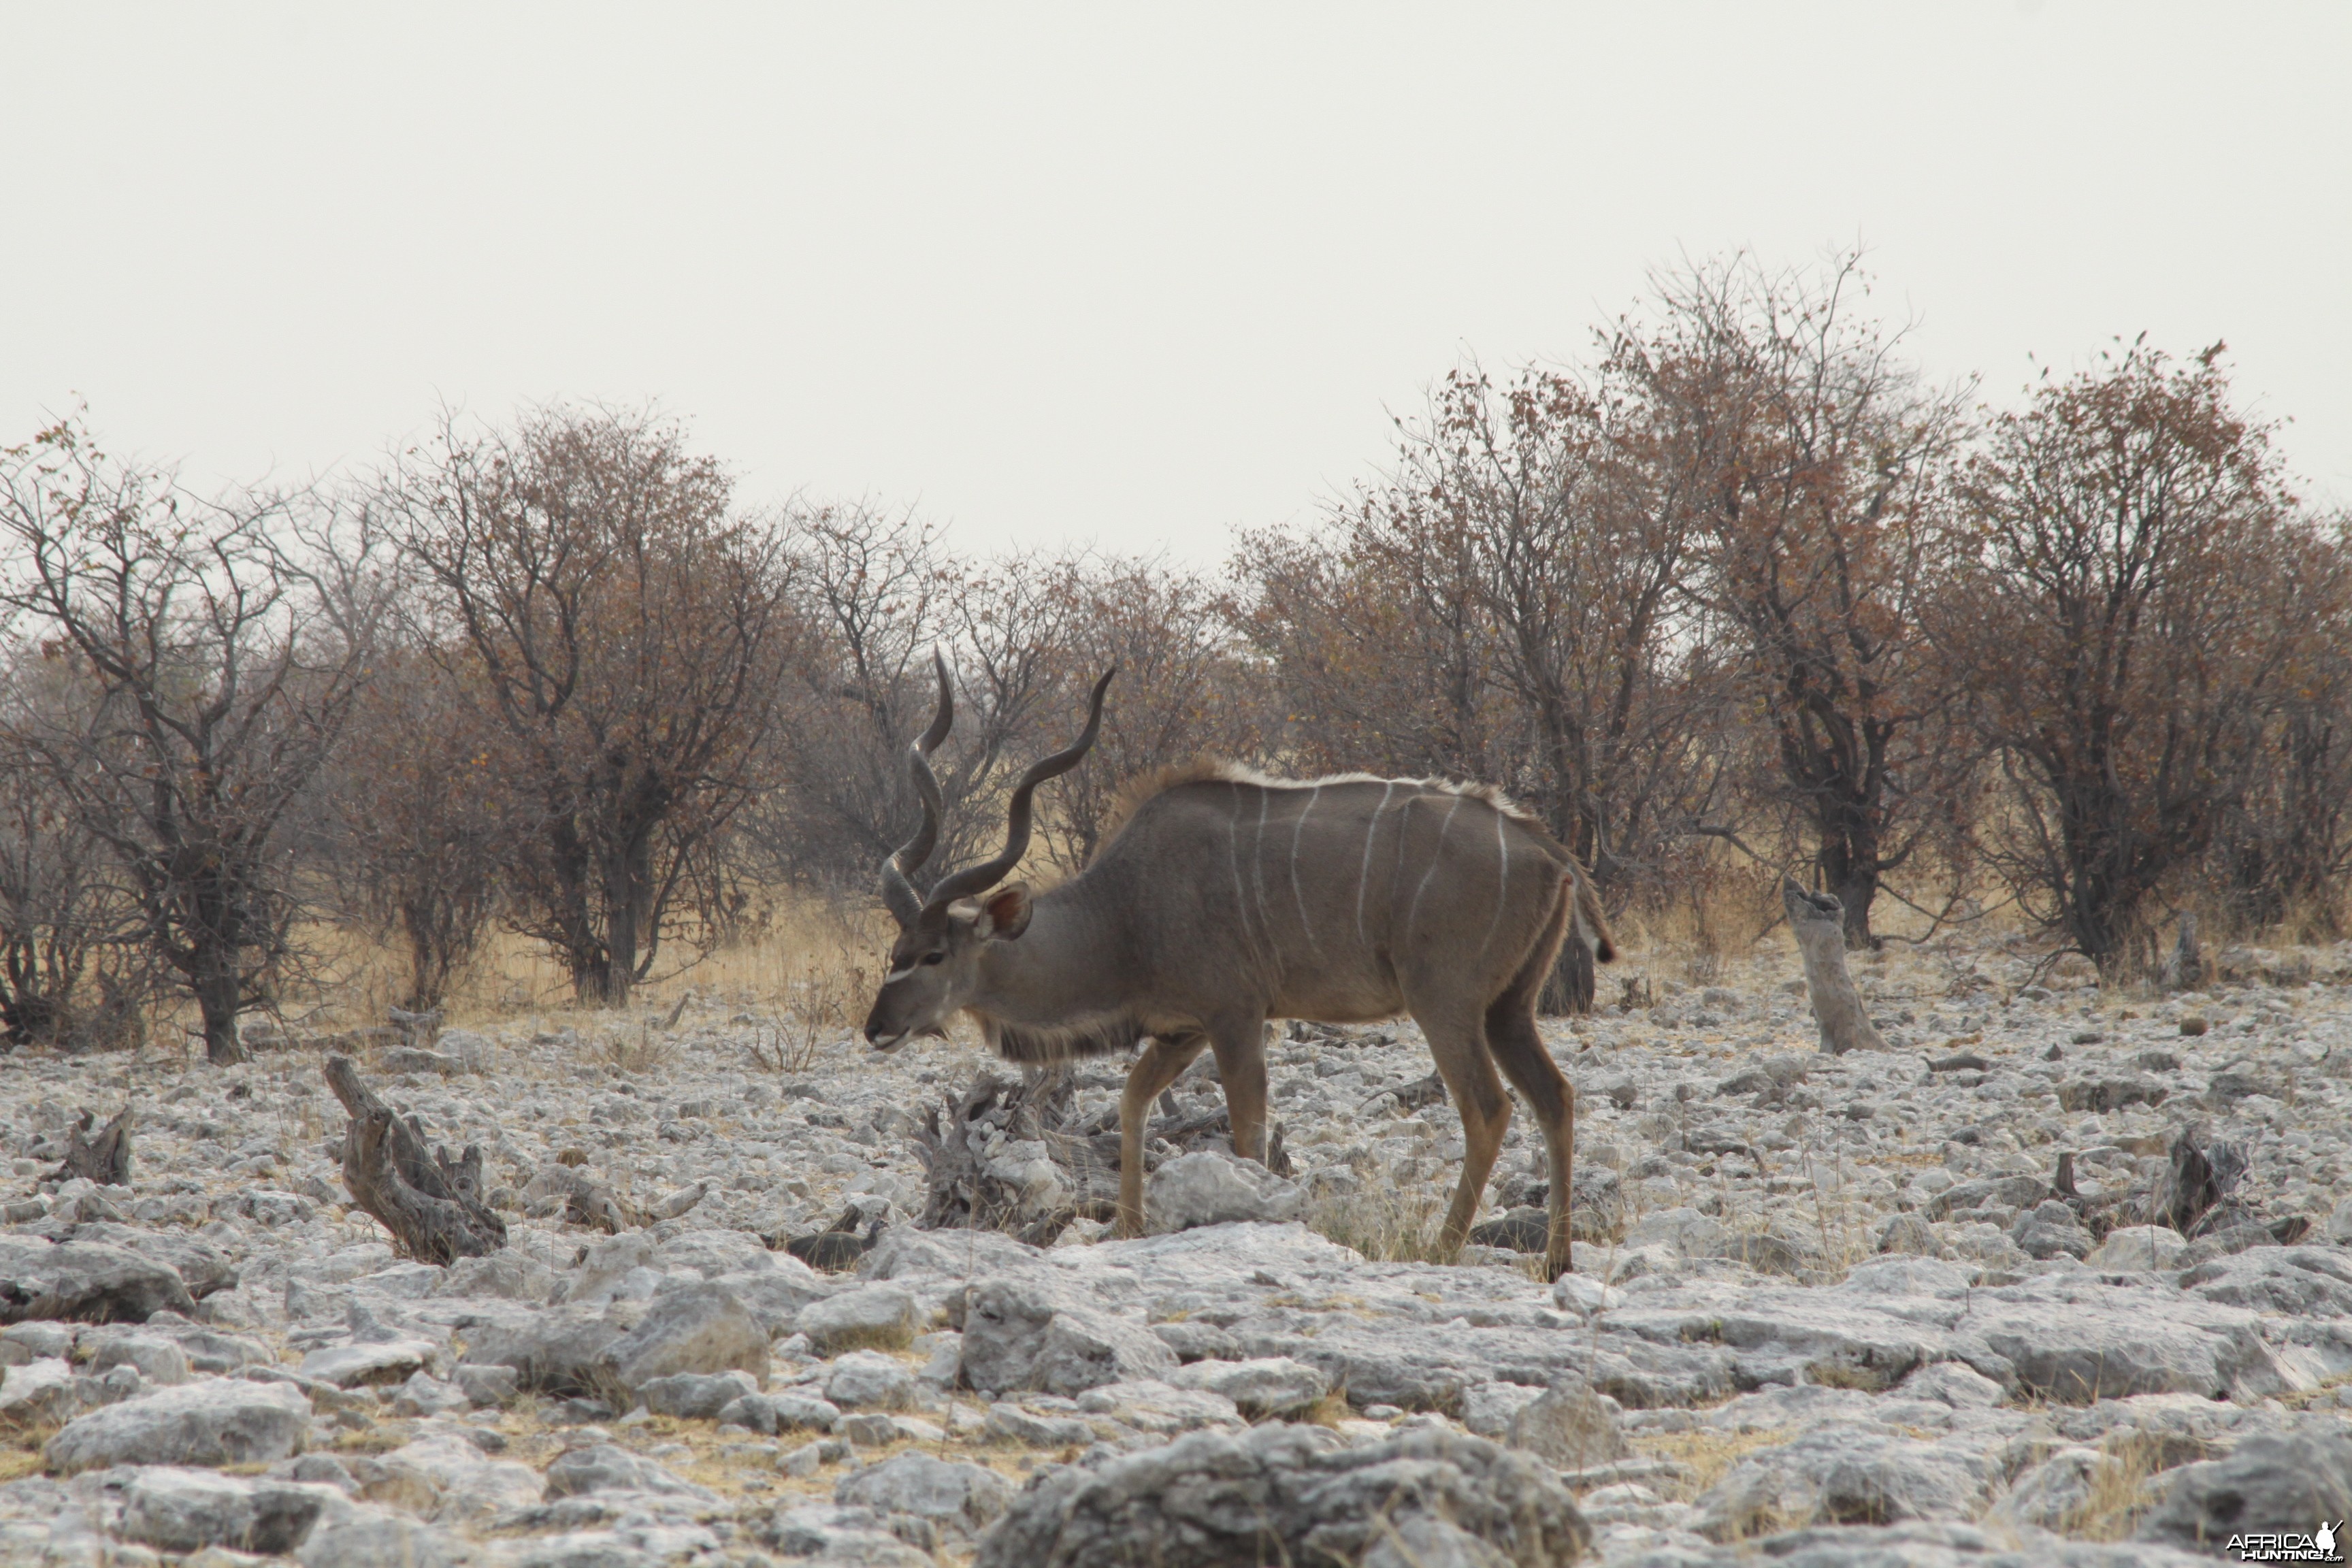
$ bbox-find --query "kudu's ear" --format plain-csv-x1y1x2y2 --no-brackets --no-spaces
978,884,1033,940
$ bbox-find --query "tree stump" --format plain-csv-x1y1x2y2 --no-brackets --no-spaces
1784,879,1888,1054
47,1106,134,1186
2161,913,2205,992
324,1055,506,1264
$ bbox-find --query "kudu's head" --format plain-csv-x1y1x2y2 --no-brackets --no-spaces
862,656,1113,1052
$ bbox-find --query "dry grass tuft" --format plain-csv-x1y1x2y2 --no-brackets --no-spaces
1301,1181,1451,1264
0,1431,49,1483
1633,1423,1792,1505
2061,1432,2187,1541
1298,1388,1354,1428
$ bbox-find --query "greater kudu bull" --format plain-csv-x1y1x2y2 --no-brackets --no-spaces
862,659,1615,1276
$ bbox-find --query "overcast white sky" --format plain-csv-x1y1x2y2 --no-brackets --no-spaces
5,5,2346,563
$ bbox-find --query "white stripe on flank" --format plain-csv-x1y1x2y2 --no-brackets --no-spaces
1290,783,1322,954
1228,783,1257,957
1251,787,1273,938
1478,806,1512,958
1406,793,1465,941
1356,781,1397,945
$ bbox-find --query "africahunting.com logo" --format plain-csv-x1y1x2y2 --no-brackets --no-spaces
2229,1520,2345,1563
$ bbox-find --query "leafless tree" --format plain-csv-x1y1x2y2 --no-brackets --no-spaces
317,640,511,1010
384,405,798,1006
0,419,382,1063
2205,514,2352,936
1950,340,2300,975
1234,365,1735,909
745,505,1074,894
1618,253,1974,947
0,660,152,1049
1032,552,1270,872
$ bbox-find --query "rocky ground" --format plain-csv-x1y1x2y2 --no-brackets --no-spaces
3,934,2352,1567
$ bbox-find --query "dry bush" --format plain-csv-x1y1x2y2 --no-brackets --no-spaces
382,404,800,1007
0,416,387,1063
1622,251,1974,949
1949,341,2313,979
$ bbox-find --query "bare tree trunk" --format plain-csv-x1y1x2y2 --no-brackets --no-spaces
1783,879,1886,1054
325,1055,506,1263
191,954,248,1066
1820,808,1881,950
47,1105,133,1186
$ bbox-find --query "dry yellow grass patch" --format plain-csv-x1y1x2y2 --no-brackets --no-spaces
1301,1182,1451,1264
1632,1423,1793,1504
0,1439,46,1484
2060,1433,2176,1542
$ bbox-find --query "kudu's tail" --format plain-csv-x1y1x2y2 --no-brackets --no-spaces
1571,862,1617,964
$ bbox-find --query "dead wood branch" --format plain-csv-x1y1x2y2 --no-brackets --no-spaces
913,1066,1288,1244
325,1054,506,1263
536,1163,644,1234
46,1105,133,1186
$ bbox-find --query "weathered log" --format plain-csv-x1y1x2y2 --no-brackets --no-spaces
2149,1128,2253,1239
324,1055,506,1263
47,1105,134,1186
1783,879,1887,1054
779,1203,887,1271
913,1066,1286,1242
536,1164,643,1234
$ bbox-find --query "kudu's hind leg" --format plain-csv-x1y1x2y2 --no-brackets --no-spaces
1485,879,1579,1277
1414,1007,1514,1263
1487,1000,1576,1279
1115,1033,1207,1237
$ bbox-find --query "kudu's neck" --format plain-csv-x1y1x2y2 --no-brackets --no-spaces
971,875,1128,1026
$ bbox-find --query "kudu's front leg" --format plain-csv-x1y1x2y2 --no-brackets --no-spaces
1115,1034,1207,1237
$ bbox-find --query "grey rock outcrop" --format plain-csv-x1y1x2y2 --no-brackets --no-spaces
973,1424,1588,1568
2136,1429,2352,1556
959,1278,1177,1396
118,1465,349,1556
593,1281,767,1392
798,1284,923,1353
834,1452,1013,1541
44,1377,310,1473
0,1236,196,1324
1146,1152,1301,1232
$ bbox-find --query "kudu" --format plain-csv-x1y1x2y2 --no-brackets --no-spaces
862,657,1616,1276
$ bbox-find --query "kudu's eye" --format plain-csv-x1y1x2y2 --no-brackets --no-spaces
919,951,945,966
